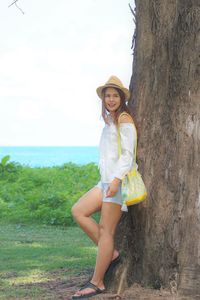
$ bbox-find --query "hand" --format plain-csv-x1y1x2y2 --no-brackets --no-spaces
106,178,121,198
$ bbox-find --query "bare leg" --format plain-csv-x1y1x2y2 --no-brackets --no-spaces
92,203,122,285
71,187,102,244
71,187,120,259
74,202,122,296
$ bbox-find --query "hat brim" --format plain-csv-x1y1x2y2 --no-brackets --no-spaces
96,84,130,101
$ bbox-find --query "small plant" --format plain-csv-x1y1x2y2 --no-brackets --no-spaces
0,155,11,177
1,155,10,166
0,155,22,179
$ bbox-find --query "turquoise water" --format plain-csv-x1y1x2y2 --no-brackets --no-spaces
0,146,99,168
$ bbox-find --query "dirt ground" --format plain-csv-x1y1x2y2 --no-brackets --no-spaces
18,269,199,300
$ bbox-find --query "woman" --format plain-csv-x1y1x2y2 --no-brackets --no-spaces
71,76,137,299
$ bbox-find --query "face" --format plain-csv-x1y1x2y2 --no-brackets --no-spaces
104,87,121,112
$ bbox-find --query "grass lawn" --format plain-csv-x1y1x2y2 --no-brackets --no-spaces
0,223,97,299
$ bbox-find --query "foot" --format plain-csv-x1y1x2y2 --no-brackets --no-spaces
105,251,121,276
112,250,120,261
79,251,120,288
72,281,105,299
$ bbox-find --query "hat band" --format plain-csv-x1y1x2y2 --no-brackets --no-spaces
104,83,122,89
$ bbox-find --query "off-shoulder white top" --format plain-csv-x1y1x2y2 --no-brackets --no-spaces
98,115,138,183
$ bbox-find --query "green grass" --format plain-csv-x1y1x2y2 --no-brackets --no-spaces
0,223,97,299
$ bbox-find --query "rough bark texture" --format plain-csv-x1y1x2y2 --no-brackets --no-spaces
110,0,200,297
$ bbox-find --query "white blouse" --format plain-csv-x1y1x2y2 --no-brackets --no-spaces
98,115,138,183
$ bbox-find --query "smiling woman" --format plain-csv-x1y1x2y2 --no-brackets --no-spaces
104,87,121,111
71,75,136,299
99,76,133,126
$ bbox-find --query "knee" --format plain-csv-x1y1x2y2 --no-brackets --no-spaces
71,203,82,221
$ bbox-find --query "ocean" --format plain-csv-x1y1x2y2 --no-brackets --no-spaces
0,146,99,168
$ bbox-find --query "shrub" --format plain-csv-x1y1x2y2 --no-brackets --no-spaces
0,161,100,226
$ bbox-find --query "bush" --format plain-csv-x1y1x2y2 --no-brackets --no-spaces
0,161,100,226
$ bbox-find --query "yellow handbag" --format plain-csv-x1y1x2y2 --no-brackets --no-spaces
117,118,147,212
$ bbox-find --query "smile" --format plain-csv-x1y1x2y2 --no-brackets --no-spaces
108,104,116,107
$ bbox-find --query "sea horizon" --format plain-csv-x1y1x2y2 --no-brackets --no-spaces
0,146,99,168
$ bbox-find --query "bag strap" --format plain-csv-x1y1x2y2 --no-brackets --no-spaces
117,112,137,165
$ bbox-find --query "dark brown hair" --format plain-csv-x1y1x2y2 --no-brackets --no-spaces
101,87,135,125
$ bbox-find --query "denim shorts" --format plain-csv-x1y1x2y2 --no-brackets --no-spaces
95,180,123,206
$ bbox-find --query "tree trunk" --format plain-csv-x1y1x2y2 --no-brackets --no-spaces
111,0,200,297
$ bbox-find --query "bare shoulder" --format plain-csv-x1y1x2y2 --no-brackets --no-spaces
118,112,134,124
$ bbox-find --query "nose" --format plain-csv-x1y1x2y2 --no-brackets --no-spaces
109,96,115,102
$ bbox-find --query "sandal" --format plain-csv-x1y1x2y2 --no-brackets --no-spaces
105,253,121,275
72,281,105,299
79,253,121,288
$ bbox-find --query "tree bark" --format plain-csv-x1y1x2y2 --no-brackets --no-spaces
111,0,200,297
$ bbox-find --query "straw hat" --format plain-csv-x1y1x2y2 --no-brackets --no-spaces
96,75,130,101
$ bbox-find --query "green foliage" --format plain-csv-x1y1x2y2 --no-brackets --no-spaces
1,154,10,166
0,155,22,179
0,159,100,226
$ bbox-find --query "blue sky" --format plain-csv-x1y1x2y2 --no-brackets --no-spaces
0,0,135,146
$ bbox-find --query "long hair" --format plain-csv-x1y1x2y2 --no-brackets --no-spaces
101,87,135,125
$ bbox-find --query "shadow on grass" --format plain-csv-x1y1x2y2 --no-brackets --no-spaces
0,267,93,300
0,223,96,299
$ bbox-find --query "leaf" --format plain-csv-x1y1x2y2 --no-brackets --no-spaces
1,155,10,166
